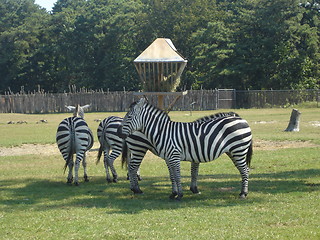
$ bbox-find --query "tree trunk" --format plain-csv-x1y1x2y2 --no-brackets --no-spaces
284,109,301,132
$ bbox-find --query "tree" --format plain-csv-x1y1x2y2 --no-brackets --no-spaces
190,21,235,89
0,0,49,93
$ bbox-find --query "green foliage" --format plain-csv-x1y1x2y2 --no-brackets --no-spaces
1,0,320,93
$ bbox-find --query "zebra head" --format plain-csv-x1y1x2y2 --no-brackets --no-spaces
65,104,91,119
118,98,147,139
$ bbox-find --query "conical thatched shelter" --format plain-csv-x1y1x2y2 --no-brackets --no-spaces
133,38,188,109
134,38,187,92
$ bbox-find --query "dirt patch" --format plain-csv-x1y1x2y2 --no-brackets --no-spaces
0,140,318,157
0,143,99,157
253,139,318,151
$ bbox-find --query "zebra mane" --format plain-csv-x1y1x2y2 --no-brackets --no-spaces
194,112,240,123
131,100,171,121
132,100,238,123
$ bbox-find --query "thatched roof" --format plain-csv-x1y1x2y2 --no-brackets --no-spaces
134,38,187,63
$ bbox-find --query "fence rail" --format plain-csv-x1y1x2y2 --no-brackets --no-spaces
0,89,319,113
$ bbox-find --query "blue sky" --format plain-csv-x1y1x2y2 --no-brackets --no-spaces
34,0,57,11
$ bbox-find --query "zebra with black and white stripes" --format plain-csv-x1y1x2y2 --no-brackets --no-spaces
119,98,253,200
97,112,238,185
56,104,94,185
121,111,240,195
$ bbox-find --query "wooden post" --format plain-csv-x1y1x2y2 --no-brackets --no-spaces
284,109,301,132
157,95,164,110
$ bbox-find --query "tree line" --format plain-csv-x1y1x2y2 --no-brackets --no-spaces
1,0,320,94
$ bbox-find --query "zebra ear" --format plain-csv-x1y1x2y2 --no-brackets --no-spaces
81,104,91,110
138,98,147,107
65,105,75,111
142,96,149,102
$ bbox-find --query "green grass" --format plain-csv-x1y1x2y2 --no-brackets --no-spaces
0,108,320,239
0,108,319,146
1,149,319,239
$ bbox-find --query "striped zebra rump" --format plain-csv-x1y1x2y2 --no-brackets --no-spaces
56,116,93,185
96,116,122,163
188,117,252,163
97,116,141,182
56,117,74,171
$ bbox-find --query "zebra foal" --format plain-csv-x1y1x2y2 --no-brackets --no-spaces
119,98,253,200
56,104,94,185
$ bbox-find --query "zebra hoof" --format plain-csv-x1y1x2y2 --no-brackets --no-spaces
190,186,200,194
176,193,183,201
113,178,118,183
131,188,143,194
239,192,247,199
74,182,80,186
137,175,142,181
169,192,178,200
106,178,112,183
84,176,89,182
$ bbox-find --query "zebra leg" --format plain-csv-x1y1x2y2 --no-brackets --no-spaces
103,150,112,183
190,162,200,194
229,155,249,199
127,151,143,181
74,152,84,186
107,152,119,183
82,153,89,182
127,167,142,181
166,158,183,200
137,167,142,181
128,158,143,194
67,156,74,184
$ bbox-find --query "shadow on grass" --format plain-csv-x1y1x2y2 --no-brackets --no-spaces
1,168,319,214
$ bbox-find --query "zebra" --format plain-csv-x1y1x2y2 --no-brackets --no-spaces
118,98,253,200
97,112,238,185
121,111,240,195
56,104,94,185
97,116,158,182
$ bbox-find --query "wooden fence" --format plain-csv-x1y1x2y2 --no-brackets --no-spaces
235,89,320,108
0,89,319,113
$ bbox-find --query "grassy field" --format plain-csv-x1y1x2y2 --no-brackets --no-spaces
0,108,319,239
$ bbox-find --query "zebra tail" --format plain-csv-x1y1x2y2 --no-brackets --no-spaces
121,141,128,169
63,151,73,174
246,141,253,168
96,145,103,165
64,123,75,173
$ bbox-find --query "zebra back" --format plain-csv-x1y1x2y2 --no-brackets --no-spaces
194,112,240,123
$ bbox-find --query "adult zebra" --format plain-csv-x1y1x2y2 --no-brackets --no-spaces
119,98,253,200
56,104,94,185
97,112,238,185
121,111,240,195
